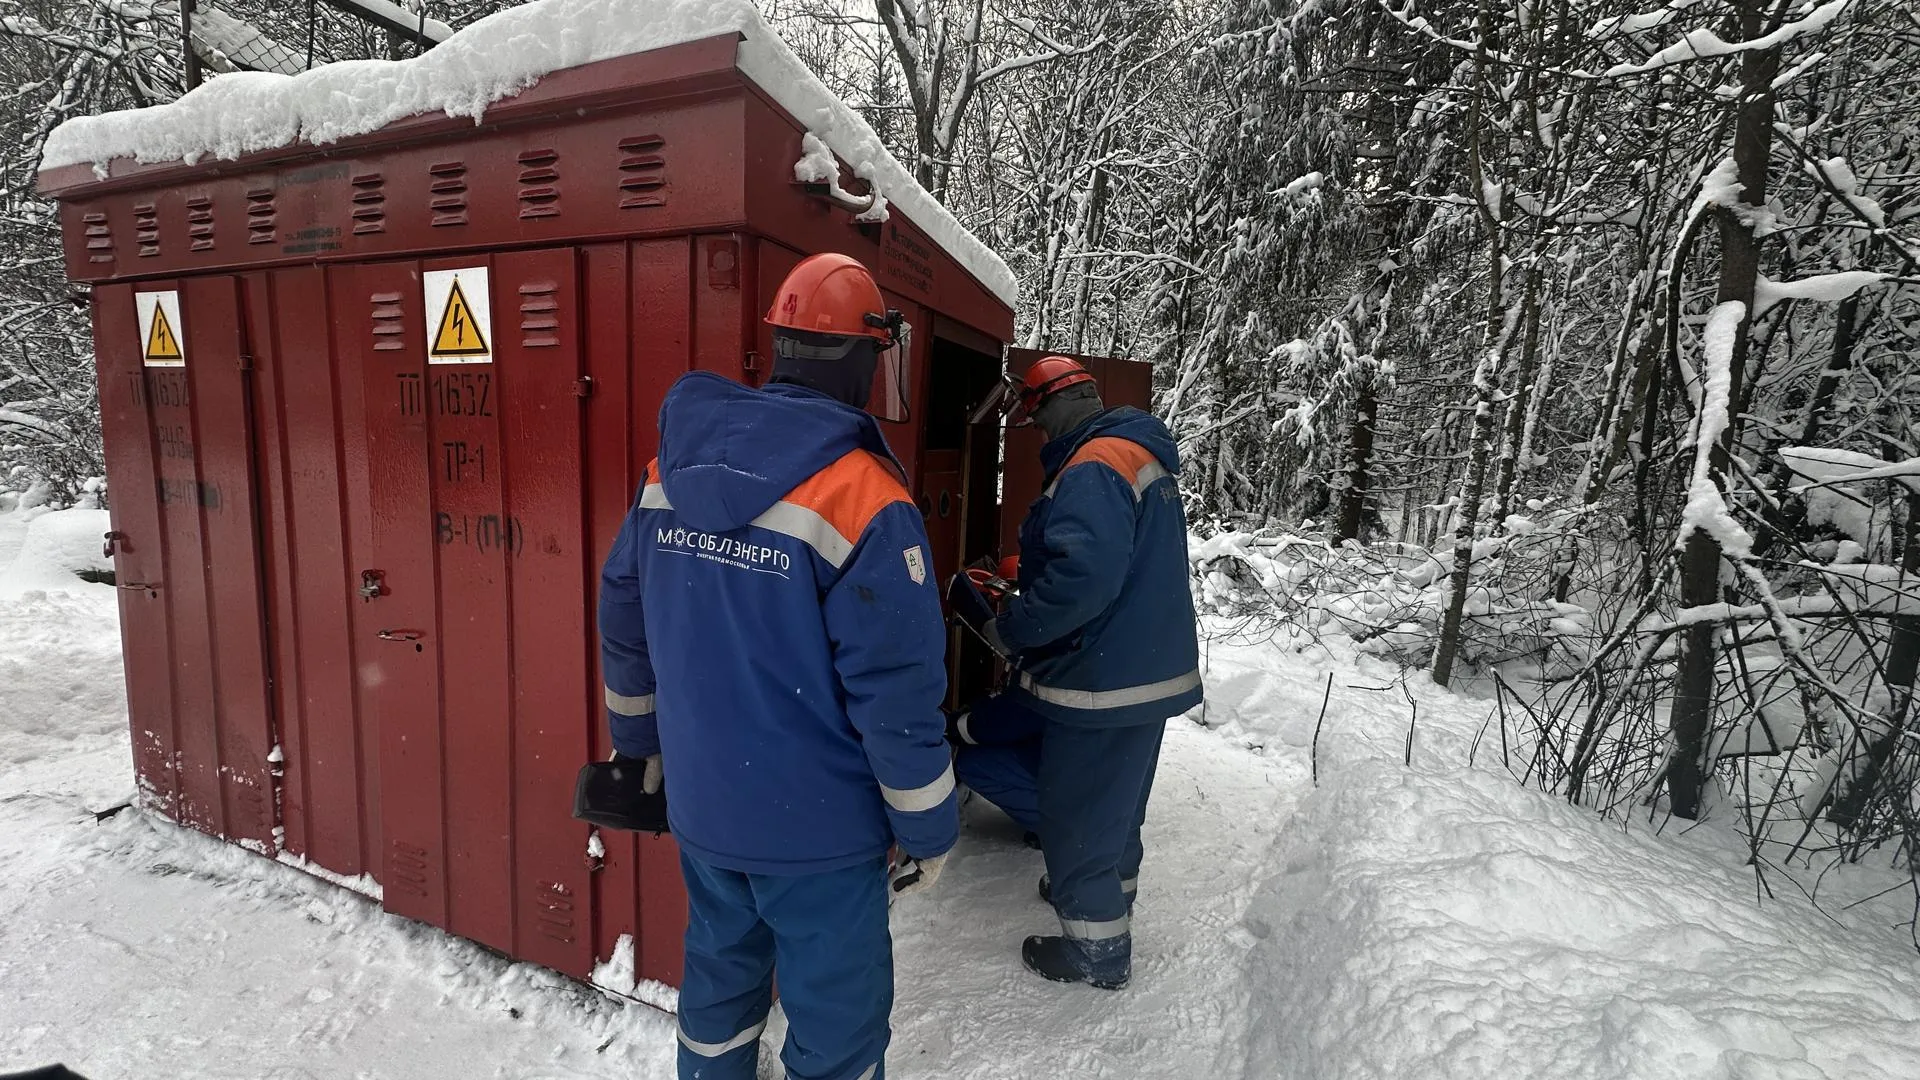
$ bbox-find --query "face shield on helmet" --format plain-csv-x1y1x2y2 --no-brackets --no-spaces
867,311,912,424
967,356,1094,428
762,253,915,423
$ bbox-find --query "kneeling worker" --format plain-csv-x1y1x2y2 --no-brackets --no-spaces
948,356,1201,991
600,253,957,1080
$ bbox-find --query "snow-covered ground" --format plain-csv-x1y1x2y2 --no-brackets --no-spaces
4,505,1920,1079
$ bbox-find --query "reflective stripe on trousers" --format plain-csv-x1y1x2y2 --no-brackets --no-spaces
1060,914,1130,941
1018,667,1201,711
677,1016,767,1058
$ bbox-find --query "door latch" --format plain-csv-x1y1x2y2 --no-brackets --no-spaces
377,628,424,642
103,531,127,558
359,570,387,601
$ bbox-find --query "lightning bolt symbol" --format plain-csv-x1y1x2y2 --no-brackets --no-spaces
454,306,467,345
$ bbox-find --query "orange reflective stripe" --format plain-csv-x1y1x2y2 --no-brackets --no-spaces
639,458,670,510
780,450,913,549
1068,437,1155,479
1046,437,1162,500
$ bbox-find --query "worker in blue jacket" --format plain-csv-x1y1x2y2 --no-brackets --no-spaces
947,356,1201,991
599,253,957,1080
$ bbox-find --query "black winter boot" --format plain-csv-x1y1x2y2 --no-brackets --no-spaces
1022,934,1130,990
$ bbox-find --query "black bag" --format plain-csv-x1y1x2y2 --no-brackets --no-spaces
572,759,670,834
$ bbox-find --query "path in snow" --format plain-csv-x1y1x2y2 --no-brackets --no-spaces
0,509,1293,1078
5,506,1920,1079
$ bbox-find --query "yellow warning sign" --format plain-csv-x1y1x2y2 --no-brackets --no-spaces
136,291,186,368
146,305,183,362
432,279,489,356
424,267,493,365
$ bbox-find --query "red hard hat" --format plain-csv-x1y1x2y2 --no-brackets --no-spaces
995,555,1020,582
1017,355,1096,416
766,253,894,342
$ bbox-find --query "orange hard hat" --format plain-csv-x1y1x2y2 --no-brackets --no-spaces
1017,355,1097,416
766,253,895,342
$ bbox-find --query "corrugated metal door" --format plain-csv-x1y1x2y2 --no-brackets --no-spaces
248,264,382,880
95,284,181,819
94,278,278,850
585,237,701,990
347,250,594,974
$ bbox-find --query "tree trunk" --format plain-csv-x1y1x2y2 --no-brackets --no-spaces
1491,269,1546,525
1431,354,1501,687
1630,314,1671,597
1432,0,1506,689
1668,0,1776,820
1336,374,1377,541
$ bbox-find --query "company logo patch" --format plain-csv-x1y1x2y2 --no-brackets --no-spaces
903,545,926,585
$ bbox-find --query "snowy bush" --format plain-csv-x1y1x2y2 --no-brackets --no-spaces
1191,521,1600,679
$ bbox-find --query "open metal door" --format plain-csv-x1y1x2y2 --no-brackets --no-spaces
997,348,1156,556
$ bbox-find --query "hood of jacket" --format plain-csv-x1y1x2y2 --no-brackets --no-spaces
657,372,898,533
1040,406,1181,484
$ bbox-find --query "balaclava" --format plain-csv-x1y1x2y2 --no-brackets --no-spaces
769,327,879,409
1031,381,1105,441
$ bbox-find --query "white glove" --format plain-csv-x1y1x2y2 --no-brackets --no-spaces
889,851,948,899
609,751,664,794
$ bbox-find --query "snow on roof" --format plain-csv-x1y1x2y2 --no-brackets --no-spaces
40,0,1017,306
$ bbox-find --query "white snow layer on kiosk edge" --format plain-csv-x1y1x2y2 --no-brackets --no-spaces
39,0,1018,307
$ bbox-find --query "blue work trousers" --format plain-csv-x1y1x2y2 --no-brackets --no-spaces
953,694,1166,927
677,852,891,1080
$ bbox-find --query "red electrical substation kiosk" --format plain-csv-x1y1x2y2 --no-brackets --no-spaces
42,32,1152,990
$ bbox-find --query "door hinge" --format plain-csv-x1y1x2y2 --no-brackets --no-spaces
573,377,594,398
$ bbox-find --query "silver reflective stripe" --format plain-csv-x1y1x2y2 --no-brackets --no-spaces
639,483,672,510
752,500,853,568
1018,668,1202,711
1131,461,1169,498
1060,914,1130,941
1044,458,1171,501
853,1065,878,1080
1121,877,1138,895
677,1017,768,1058
605,687,655,716
881,761,956,813
956,713,977,746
